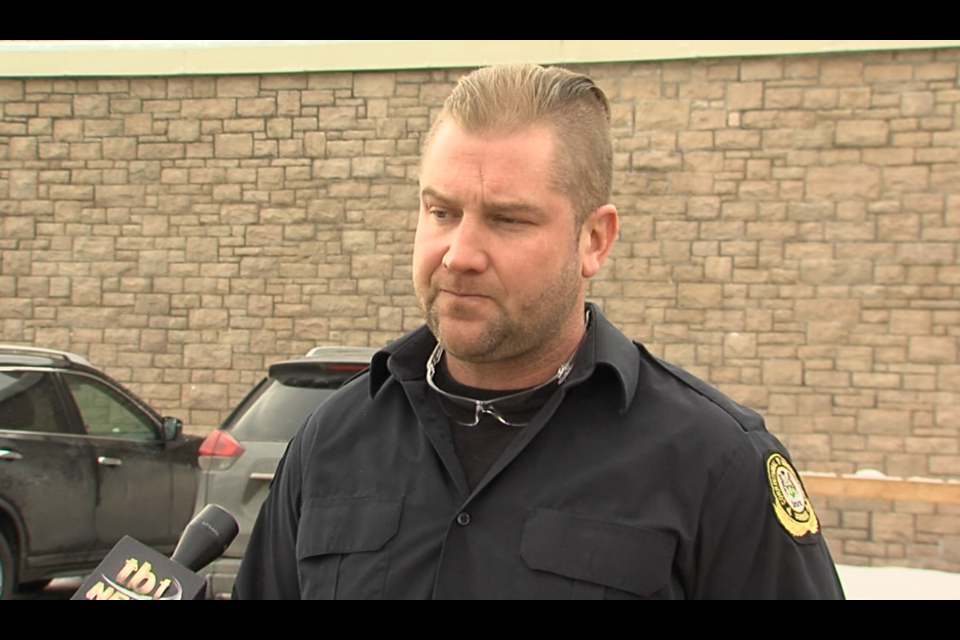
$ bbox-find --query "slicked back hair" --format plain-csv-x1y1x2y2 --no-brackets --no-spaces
422,64,613,228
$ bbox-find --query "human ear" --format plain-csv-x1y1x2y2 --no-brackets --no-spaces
580,204,619,279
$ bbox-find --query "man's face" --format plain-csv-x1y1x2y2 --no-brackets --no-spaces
414,120,586,366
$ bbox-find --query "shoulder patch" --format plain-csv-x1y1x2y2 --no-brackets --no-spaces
767,453,820,541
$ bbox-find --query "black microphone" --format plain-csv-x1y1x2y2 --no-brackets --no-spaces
72,505,239,601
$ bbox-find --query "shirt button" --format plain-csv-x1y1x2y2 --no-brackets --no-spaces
456,512,472,526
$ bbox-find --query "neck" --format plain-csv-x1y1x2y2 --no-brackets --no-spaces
443,308,587,391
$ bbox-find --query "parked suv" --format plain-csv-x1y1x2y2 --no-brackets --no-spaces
0,345,200,599
193,347,376,598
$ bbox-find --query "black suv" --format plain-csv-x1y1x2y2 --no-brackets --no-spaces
0,345,200,599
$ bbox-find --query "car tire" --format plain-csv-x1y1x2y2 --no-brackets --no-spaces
0,532,14,600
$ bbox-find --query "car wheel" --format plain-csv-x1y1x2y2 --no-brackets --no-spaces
0,532,14,600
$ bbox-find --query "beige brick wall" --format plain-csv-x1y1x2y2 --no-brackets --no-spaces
1,50,958,488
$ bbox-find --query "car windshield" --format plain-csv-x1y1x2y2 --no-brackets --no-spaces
227,367,361,444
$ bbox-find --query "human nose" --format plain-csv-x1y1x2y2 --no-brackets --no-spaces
442,216,490,274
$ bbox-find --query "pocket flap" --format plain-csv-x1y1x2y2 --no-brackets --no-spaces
297,495,403,559
520,509,676,597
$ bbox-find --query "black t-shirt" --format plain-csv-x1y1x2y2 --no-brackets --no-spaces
431,360,555,491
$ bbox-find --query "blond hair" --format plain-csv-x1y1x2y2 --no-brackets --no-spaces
423,64,613,226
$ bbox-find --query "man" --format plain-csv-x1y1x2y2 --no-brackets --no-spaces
234,64,844,600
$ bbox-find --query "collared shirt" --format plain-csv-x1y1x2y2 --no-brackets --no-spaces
234,304,845,600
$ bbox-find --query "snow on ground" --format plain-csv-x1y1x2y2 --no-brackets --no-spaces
838,565,960,600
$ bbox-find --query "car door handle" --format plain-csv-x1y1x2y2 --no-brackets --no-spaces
97,456,123,467
0,449,24,461
250,472,275,482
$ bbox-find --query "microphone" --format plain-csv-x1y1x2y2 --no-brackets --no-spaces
72,505,239,601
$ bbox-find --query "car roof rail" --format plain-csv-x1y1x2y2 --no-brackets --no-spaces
0,344,93,367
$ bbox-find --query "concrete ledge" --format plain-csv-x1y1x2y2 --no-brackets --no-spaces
803,472,960,505
1,40,959,77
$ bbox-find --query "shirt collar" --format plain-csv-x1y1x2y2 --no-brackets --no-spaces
369,302,640,413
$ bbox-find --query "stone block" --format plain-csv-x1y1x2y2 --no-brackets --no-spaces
217,76,260,98
168,119,201,142
635,101,690,130
795,299,861,323
186,237,219,262
277,90,301,116
714,130,761,149
137,143,184,159
95,185,145,207
895,243,954,265
83,119,123,138
354,73,396,97
351,157,385,178
890,310,932,335
318,107,357,129
260,208,306,224
47,185,93,201
836,120,889,147
857,410,912,436
181,99,236,119
799,260,873,285
0,79,24,101
884,166,929,191
909,337,957,364
7,170,37,201
101,137,137,160
310,295,368,317
677,284,722,309
73,94,109,117
184,344,233,369
352,255,393,278
763,360,804,386
215,134,253,158
189,309,229,329
821,60,864,86
299,131,326,157
266,118,292,139
342,230,377,253
295,318,329,341
632,152,682,171
9,137,37,160
53,119,84,142
806,167,881,200
902,91,935,117
238,98,276,117
618,76,660,101
3,217,35,240
727,82,763,110
313,158,350,179
872,513,916,544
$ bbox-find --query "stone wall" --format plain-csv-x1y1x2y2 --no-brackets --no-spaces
1,49,958,489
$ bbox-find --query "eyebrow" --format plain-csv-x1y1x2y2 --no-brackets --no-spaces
420,187,547,218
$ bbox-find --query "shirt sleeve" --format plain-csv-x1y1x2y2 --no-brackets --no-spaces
232,433,304,600
691,430,846,600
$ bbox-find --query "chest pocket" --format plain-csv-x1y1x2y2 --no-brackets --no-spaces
520,509,677,600
296,495,403,600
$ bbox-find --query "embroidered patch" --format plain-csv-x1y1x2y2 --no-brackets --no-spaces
767,453,819,539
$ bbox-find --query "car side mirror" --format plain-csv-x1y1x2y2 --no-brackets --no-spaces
161,417,183,441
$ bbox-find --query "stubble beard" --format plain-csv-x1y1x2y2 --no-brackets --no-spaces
416,256,583,366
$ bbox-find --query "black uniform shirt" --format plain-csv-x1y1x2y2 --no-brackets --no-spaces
234,304,845,600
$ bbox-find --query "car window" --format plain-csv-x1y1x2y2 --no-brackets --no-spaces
229,373,351,444
63,374,157,440
0,370,70,435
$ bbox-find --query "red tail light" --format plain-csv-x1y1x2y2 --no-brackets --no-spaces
199,430,246,471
